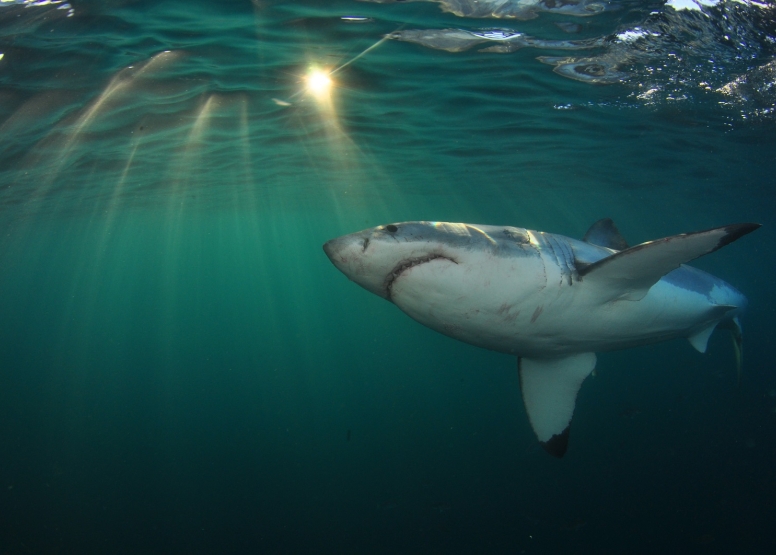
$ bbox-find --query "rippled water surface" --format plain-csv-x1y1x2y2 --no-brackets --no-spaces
1,1,775,553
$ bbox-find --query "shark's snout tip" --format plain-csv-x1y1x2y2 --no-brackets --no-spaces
322,238,338,260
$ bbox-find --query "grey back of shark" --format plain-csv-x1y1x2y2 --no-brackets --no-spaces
323,219,759,457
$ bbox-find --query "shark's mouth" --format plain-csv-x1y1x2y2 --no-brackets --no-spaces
384,254,456,300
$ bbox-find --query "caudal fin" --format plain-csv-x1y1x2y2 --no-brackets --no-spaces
730,317,743,387
717,317,744,386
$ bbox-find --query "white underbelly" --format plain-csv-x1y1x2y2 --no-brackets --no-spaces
392,266,728,358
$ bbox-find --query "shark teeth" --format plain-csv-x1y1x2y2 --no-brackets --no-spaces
385,254,455,300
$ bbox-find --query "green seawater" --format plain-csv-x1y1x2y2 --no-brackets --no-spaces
1,1,775,553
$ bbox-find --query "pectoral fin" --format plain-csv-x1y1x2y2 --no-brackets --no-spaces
518,353,597,458
578,223,760,302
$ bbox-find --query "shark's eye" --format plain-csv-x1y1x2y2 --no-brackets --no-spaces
386,224,398,233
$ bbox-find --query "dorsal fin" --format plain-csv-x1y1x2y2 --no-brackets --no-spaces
579,223,760,302
582,218,629,251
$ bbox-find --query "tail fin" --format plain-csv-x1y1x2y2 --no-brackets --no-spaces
721,317,744,387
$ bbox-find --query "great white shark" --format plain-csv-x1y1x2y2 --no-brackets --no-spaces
323,219,759,457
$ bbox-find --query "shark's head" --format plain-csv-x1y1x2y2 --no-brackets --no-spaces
323,221,539,302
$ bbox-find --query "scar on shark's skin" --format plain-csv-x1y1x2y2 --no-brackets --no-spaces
530,305,544,323
464,309,481,319
498,302,520,323
443,322,462,334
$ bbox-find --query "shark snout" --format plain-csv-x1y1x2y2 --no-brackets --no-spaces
323,231,392,299
323,233,368,281
322,237,341,261
323,235,360,269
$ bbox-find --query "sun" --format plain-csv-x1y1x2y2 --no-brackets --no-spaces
306,69,333,97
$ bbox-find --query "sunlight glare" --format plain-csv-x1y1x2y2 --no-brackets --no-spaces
306,69,333,98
